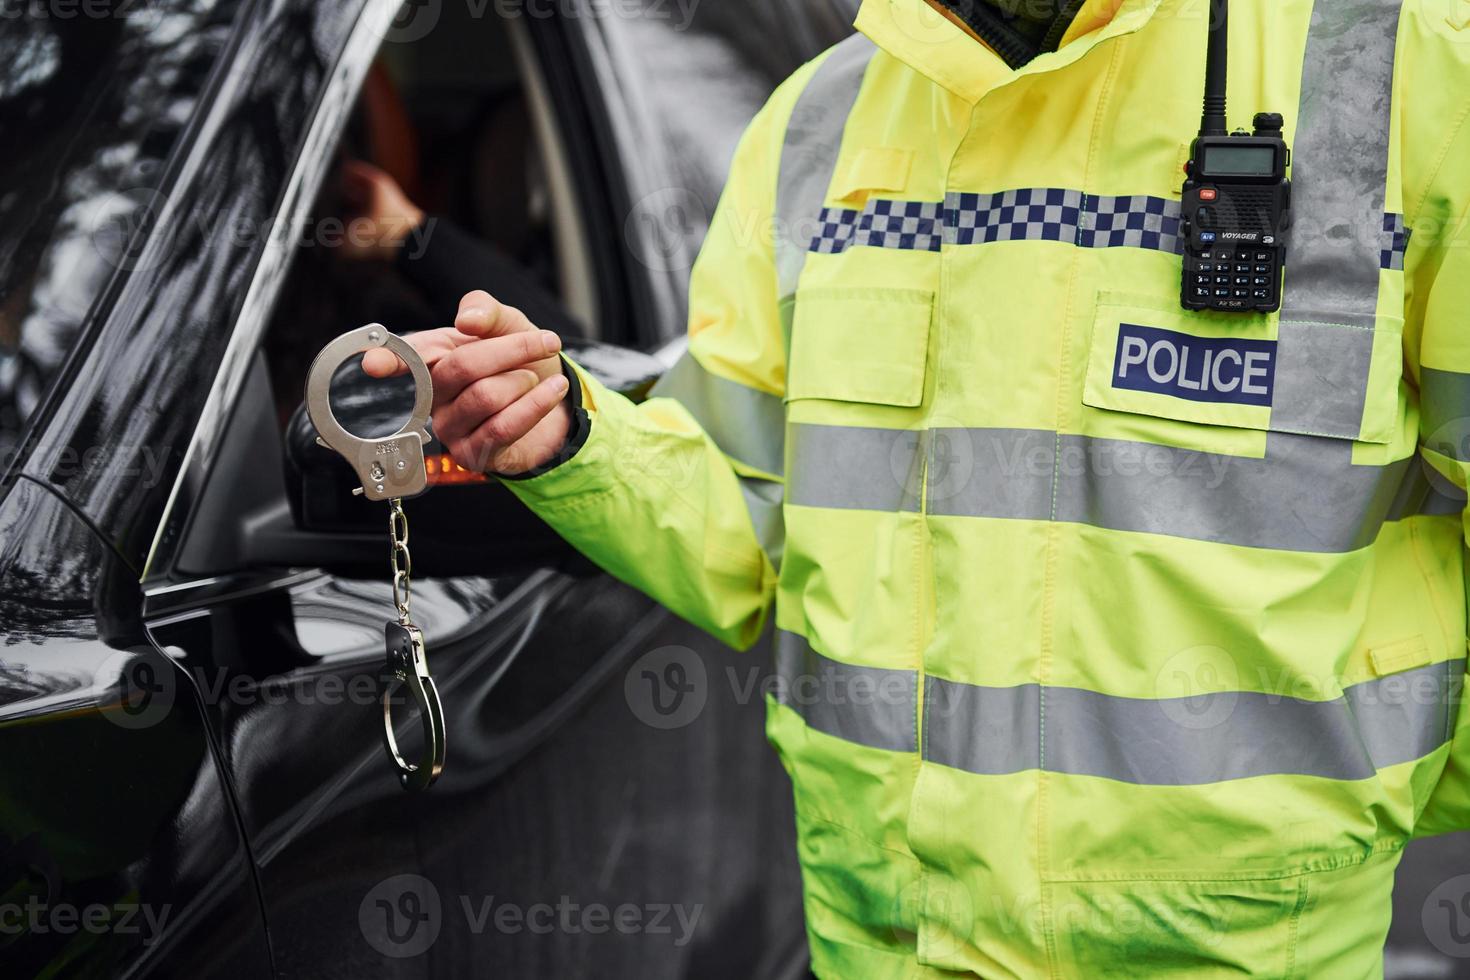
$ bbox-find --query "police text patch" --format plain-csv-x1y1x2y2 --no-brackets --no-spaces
1111,324,1275,407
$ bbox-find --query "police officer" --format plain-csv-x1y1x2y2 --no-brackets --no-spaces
368,1,1470,974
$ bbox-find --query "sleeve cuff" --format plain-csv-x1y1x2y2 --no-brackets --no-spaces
496,355,592,481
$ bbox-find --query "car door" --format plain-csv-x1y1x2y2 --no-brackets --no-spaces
132,1,853,978
0,1,307,976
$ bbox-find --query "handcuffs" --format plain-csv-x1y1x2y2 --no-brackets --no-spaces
305,324,446,791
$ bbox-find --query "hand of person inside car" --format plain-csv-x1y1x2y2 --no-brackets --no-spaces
339,159,426,261
363,290,571,475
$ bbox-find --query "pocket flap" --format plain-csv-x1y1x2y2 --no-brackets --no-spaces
1082,291,1403,444
787,287,932,407
832,147,914,203
1368,636,1432,677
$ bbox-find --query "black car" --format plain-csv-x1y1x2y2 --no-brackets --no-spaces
2,1,1468,978
0,0,855,976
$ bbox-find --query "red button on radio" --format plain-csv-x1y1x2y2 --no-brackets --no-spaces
1199,188,1218,201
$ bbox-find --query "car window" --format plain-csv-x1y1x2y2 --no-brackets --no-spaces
258,15,586,413
242,11,574,657
571,0,857,345
0,0,239,467
609,0,857,207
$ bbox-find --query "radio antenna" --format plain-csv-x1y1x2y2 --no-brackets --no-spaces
1199,0,1229,136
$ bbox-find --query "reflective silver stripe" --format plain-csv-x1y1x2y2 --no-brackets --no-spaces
1417,486,1466,516
1270,318,1378,440
993,429,1408,552
789,423,1425,552
1421,367,1470,462
651,352,786,476
926,659,1462,785
1283,0,1402,316
786,423,923,513
1384,458,1466,517
1048,431,1409,553
1273,0,1405,440
924,428,1051,521
739,476,785,568
775,34,876,306
923,680,1040,775
774,630,916,752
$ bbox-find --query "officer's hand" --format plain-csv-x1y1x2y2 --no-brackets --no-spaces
362,290,571,475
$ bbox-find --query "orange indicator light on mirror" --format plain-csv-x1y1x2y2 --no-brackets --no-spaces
425,453,488,486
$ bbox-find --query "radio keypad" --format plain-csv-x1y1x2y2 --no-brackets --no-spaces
1184,244,1280,311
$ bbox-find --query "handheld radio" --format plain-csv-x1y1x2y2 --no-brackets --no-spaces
1180,0,1291,314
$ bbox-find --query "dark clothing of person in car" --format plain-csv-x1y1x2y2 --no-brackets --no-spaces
396,216,584,342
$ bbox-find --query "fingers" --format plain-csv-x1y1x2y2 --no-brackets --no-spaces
361,327,478,377
341,159,393,199
344,301,567,474
430,369,540,445
340,160,373,206
361,289,538,378
455,291,537,339
361,347,407,377
430,329,562,404
358,287,557,412
448,374,570,472
343,158,383,180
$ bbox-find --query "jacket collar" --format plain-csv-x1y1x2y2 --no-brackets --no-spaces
855,0,1164,104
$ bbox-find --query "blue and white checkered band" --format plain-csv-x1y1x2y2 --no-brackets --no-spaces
1078,194,1184,251
810,200,944,254
858,199,945,252
809,207,861,255
946,190,1186,252
1381,212,1410,271
813,189,1185,254
807,188,1411,269
944,188,1085,245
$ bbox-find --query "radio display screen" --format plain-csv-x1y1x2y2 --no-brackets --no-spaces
1202,144,1277,176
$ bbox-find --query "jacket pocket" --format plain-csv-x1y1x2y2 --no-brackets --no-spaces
1047,875,1312,979
1082,290,1404,445
787,287,933,407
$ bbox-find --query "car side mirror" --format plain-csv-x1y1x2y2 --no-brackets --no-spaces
274,337,665,578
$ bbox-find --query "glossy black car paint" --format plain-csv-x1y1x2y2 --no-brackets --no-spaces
6,1,1466,977
3,0,357,974
0,0,855,976
0,479,275,978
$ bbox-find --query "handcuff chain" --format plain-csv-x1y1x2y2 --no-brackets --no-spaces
389,498,412,625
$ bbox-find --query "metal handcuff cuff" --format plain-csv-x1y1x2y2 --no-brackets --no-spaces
305,324,446,791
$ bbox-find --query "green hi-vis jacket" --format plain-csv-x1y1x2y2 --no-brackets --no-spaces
507,0,1470,974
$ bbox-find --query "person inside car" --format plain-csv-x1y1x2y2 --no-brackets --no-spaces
338,157,583,343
